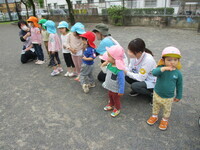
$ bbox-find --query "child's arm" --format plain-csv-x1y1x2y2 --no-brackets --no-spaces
82,57,94,61
117,71,125,95
175,71,183,101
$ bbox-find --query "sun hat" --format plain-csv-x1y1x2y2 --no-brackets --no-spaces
158,46,182,69
101,45,125,70
27,16,39,27
93,23,109,36
57,21,69,29
79,31,96,48
71,22,86,34
38,19,47,24
43,20,56,34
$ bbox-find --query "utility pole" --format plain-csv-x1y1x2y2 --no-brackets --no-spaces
164,0,167,16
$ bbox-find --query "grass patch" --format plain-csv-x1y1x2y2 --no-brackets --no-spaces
0,21,18,25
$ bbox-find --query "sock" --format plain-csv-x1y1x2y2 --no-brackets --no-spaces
162,118,168,121
152,115,158,118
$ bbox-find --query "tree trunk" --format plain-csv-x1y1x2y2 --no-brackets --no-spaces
5,0,12,21
66,0,75,25
198,22,200,33
21,0,29,18
15,1,22,20
29,0,36,16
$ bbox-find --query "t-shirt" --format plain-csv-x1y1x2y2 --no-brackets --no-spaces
48,33,61,52
66,32,83,56
61,34,70,53
96,37,115,55
153,66,183,99
30,27,42,44
82,47,96,65
41,30,49,42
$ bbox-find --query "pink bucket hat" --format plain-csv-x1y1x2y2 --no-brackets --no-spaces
101,45,125,70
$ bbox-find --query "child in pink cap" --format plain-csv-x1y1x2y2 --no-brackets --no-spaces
147,46,183,131
101,45,125,117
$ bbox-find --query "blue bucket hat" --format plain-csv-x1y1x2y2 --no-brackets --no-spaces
71,22,86,34
57,21,69,29
44,20,56,34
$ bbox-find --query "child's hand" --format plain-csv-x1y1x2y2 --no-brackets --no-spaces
26,32,31,36
118,93,124,96
82,56,87,60
101,61,108,67
174,98,180,102
161,66,176,72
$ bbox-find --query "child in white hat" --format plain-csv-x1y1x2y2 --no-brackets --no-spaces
147,46,183,130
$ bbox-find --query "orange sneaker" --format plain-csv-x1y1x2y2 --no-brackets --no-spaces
159,119,168,131
147,116,158,125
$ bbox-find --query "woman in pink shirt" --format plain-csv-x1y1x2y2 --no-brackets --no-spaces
27,16,44,65
66,22,86,81
44,20,63,76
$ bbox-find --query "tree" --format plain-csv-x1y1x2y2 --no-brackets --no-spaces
21,0,29,18
29,0,36,16
5,0,12,21
65,0,75,25
38,0,44,8
15,1,22,20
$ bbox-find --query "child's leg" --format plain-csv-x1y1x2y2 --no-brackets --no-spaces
108,91,115,107
76,56,83,74
64,53,73,73
50,52,56,68
69,53,75,73
55,52,61,67
71,55,78,74
33,44,39,60
80,64,88,85
162,98,174,120
37,44,44,61
112,92,121,110
44,41,50,57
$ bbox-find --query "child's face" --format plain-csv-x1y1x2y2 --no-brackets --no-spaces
28,21,34,27
94,32,101,40
73,32,81,39
107,52,115,64
82,37,88,49
59,28,67,34
164,57,179,68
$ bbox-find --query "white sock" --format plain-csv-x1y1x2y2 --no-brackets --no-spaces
162,118,168,121
152,115,158,118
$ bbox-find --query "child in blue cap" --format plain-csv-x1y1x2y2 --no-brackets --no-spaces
57,21,75,77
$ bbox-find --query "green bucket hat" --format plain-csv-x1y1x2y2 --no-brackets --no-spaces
93,23,109,36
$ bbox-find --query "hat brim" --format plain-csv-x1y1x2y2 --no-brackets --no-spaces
57,25,69,29
163,54,182,58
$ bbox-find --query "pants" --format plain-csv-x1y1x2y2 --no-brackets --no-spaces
44,41,50,57
33,44,44,61
125,76,153,97
21,51,37,64
50,52,61,67
72,55,82,74
108,91,121,110
97,59,106,82
152,92,174,118
63,53,75,68
80,64,94,85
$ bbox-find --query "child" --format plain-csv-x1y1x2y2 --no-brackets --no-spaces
38,19,50,59
147,46,183,130
66,22,86,80
101,45,125,117
57,21,75,77
27,16,44,65
79,31,96,93
44,20,63,76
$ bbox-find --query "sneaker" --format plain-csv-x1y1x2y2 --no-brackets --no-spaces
68,72,75,77
57,67,63,73
159,119,168,131
129,91,139,97
88,82,96,88
64,72,69,77
111,109,120,117
51,70,60,76
147,116,158,125
74,76,80,82
104,105,113,111
82,84,89,93
36,60,45,65
35,60,40,64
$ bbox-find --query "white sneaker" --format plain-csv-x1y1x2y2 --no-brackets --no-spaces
82,84,89,93
35,60,40,64
36,60,45,65
57,67,63,72
68,72,75,77
51,70,60,76
64,72,69,77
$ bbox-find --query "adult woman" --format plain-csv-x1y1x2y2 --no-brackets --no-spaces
124,38,157,104
18,20,37,63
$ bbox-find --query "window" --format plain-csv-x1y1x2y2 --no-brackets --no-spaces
170,0,179,6
48,4,51,10
145,0,157,7
88,0,94,4
126,0,137,8
76,1,81,4
59,5,65,9
99,0,105,3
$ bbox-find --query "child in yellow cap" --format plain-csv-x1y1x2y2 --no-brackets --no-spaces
147,46,183,131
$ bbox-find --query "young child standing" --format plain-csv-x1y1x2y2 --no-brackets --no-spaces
147,46,183,130
27,16,44,65
79,31,96,93
66,22,86,80
101,45,125,117
57,21,75,77
38,19,50,59
44,20,63,76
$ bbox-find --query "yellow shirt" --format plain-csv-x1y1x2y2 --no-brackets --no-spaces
41,30,49,42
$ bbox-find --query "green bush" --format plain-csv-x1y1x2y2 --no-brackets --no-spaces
107,6,126,26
